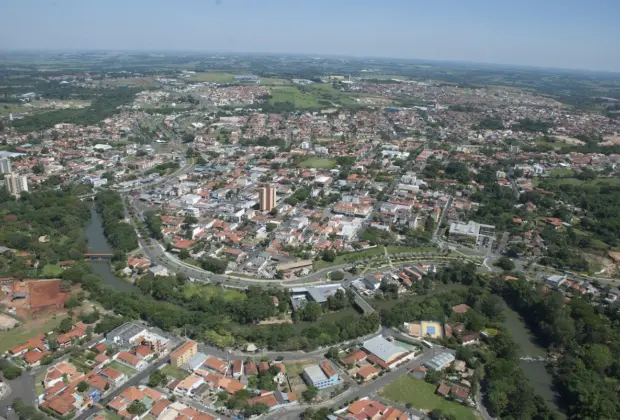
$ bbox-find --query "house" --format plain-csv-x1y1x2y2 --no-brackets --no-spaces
175,374,205,397
203,356,228,375
436,382,451,398
356,365,379,382
460,332,481,346
546,274,567,288
99,368,126,386
23,350,51,366
302,360,339,390
170,340,198,367
44,362,82,389
232,359,244,379
116,351,148,370
245,361,258,376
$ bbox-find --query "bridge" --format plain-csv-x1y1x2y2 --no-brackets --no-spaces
84,253,113,260
346,286,376,315
519,356,551,362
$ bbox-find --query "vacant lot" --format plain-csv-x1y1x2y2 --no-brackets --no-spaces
380,376,478,420
268,86,323,109
0,315,65,354
314,246,439,270
42,263,63,277
187,72,288,85
107,361,137,378
161,364,189,380
183,283,246,301
300,157,337,169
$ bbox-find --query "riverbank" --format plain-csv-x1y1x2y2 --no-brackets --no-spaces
85,206,137,292
502,303,562,415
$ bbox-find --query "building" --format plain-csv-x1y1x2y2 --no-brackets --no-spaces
424,352,455,371
5,173,28,197
362,336,408,367
302,360,340,389
170,340,198,368
448,220,495,247
0,158,12,174
259,184,277,212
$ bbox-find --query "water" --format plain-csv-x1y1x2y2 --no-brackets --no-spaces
502,303,561,414
85,205,137,292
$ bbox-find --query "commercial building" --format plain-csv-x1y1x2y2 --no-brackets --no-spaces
259,184,277,212
448,220,495,246
0,158,12,174
170,340,198,368
5,173,28,197
302,360,340,389
362,336,409,367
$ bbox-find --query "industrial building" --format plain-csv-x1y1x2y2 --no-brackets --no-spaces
302,360,340,389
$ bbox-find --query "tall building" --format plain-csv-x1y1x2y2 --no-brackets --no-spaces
259,184,277,212
0,158,11,174
5,173,28,197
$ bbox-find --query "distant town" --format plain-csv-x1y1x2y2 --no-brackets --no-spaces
1,51,620,420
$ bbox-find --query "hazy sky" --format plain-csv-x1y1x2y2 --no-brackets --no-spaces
2,0,619,72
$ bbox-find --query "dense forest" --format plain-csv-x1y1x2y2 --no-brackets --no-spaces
94,190,138,254
61,263,379,351
0,186,91,277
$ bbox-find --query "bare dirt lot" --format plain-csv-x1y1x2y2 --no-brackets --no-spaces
0,313,19,330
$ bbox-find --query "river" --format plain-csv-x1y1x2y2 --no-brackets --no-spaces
85,205,137,292
502,303,562,414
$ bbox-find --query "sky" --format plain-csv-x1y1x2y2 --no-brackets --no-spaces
1,0,619,72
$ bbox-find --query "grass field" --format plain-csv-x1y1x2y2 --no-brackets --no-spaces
549,168,575,177
42,263,63,277
310,83,358,106
161,363,190,380
183,282,247,301
300,157,337,169
107,361,137,378
268,86,323,108
380,376,478,420
35,370,46,396
543,177,620,187
0,315,66,354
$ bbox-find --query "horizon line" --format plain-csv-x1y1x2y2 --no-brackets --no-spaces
1,48,619,76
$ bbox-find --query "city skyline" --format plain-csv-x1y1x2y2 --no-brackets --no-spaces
1,0,619,72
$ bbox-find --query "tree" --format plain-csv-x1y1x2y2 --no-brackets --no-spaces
299,302,323,322
32,163,45,175
302,386,318,402
127,400,147,415
179,249,190,260
76,381,89,392
58,317,74,334
322,250,336,262
326,347,340,360
494,256,515,271
583,344,613,373
148,370,168,387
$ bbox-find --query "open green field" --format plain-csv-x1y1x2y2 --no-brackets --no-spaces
360,74,411,81
300,157,337,169
107,361,137,377
310,83,358,106
314,246,439,270
549,168,575,177
183,282,247,301
268,86,323,108
380,376,478,420
367,283,468,311
42,263,63,277
0,315,66,354
161,363,190,380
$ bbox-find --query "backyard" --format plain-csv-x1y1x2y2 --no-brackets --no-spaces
160,363,190,380
107,360,137,378
380,376,478,420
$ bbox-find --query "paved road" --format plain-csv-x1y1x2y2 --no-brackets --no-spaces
265,345,449,420
74,357,170,420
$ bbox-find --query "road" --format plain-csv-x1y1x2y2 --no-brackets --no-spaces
265,345,450,420
74,357,171,420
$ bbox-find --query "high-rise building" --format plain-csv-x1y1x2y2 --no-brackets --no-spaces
259,184,276,212
5,173,28,197
0,158,11,174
